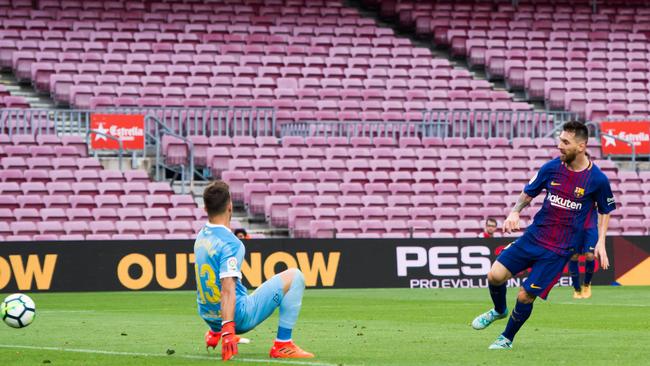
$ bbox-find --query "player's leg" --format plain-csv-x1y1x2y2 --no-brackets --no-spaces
490,247,568,349
236,268,314,358
472,242,528,330
489,288,536,349
270,269,314,358
568,253,583,299
487,261,512,313
582,251,595,298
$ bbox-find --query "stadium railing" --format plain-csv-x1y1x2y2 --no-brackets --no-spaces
281,110,581,140
0,107,277,137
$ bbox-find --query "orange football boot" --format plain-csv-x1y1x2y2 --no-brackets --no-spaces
270,341,314,358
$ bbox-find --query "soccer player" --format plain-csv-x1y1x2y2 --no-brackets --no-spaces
569,206,598,299
471,121,615,349
194,181,314,361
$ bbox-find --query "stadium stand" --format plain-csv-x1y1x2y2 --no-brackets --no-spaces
0,0,531,122
206,135,650,238
0,133,227,241
372,0,650,120
1,0,649,239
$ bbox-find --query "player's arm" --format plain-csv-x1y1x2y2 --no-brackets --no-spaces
504,164,548,233
220,276,238,361
221,277,236,326
218,240,244,361
503,192,534,233
594,212,611,270
594,178,616,270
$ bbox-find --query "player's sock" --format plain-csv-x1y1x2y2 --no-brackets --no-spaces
569,259,581,291
489,283,507,314
584,259,595,285
276,326,292,342
502,301,533,342
278,270,305,336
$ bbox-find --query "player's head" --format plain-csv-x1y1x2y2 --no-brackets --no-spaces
485,217,497,235
233,228,248,240
558,121,589,164
203,180,232,222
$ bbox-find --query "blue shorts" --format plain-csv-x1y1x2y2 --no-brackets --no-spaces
202,273,285,334
575,229,598,254
497,239,569,300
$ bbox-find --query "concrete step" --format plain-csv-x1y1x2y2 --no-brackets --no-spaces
0,71,56,109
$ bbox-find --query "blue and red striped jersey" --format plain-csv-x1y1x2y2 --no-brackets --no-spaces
521,158,615,256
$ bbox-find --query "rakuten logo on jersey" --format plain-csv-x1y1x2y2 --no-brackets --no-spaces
547,193,582,210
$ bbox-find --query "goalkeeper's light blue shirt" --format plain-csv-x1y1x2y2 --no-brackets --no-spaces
193,223,248,322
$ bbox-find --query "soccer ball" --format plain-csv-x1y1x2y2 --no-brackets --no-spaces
1,294,36,328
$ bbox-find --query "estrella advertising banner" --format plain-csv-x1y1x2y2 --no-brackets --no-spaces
90,114,145,150
600,121,650,155
1,237,646,293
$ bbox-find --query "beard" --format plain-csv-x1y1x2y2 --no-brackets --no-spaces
560,150,576,164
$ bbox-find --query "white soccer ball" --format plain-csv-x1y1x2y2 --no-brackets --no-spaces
1,293,36,328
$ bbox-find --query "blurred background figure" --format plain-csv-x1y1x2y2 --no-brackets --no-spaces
234,228,251,240
479,218,497,238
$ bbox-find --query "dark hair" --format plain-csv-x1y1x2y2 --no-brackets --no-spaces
562,121,589,142
203,180,230,217
234,228,247,237
486,217,497,226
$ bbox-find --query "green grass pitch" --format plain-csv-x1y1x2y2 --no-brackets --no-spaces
1,287,649,365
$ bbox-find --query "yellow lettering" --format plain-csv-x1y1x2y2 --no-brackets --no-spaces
9,255,57,291
188,253,195,264
264,252,297,280
155,253,187,290
200,264,221,303
195,264,206,304
0,257,10,290
117,254,153,290
296,252,340,287
241,253,262,287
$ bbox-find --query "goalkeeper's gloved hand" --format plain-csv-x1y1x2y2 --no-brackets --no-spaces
221,321,238,361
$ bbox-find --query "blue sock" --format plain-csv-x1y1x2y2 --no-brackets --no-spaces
489,283,507,314
502,300,533,342
584,259,595,285
569,259,581,291
277,269,305,341
276,326,292,342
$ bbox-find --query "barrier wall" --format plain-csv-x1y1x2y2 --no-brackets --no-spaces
0,237,648,293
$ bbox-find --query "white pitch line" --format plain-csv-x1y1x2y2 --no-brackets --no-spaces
37,310,97,314
0,344,340,366
553,302,650,307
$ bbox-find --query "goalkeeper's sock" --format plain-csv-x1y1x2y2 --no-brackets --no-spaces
502,300,533,342
584,259,595,285
569,259,581,291
276,327,292,342
278,269,305,331
489,282,507,314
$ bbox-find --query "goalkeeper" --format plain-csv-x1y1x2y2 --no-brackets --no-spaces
193,180,314,361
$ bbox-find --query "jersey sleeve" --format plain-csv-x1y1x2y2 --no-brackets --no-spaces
523,161,550,197
218,240,244,279
595,175,616,215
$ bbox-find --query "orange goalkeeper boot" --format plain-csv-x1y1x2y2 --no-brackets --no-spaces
269,340,314,358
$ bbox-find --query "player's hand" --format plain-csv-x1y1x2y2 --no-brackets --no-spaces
594,240,609,270
503,211,520,234
221,321,238,361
